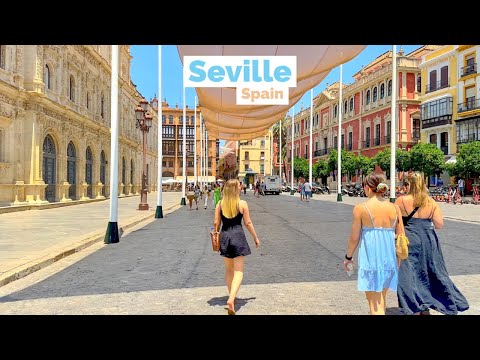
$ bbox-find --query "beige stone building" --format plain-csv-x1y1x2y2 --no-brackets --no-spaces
237,132,273,186
0,45,159,205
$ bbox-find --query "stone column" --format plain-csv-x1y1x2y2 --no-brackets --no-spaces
401,104,408,142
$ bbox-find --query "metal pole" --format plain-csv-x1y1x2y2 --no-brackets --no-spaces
139,128,149,210
290,106,295,195
194,96,197,186
309,88,313,185
205,128,208,185
155,45,163,218
264,134,267,176
337,64,343,202
181,86,186,205
105,45,120,244
270,128,273,176
200,113,203,188
390,45,397,203
279,119,282,183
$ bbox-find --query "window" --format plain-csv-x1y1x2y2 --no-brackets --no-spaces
169,115,173,124
333,136,338,148
421,97,453,119
45,64,51,90
380,84,385,99
169,160,174,167
387,80,392,96
162,115,166,123
412,119,420,141
69,75,75,102
333,105,338,117
366,90,371,104
373,87,378,102
260,140,265,147
260,151,265,160
162,140,175,155
348,132,353,150
315,114,319,126
245,164,249,171
341,134,344,149
245,151,249,160
416,76,421,92
386,121,392,143
186,126,195,138
162,160,167,167
429,70,437,92
100,93,105,118
315,141,318,151
365,127,371,147
185,116,189,124
440,66,448,88
179,116,183,124
190,115,195,125
260,164,264,173
0,45,5,69
162,125,174,138
375,123,381,145
344,100,348,114
187,141,194,154
86,92,90,109
305,144,308,157
323,137,327,150
349,98,354,112
429,133,437,145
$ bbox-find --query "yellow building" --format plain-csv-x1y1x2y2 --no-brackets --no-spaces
456,45,480,147
419,45,458,157
237,131,273,186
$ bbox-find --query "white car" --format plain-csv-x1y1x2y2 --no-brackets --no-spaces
264,175,281,195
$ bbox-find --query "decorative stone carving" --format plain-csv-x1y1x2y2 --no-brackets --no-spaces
35,46,44,81
15,45,23,74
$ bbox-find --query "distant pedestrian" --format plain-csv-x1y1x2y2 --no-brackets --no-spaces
395,172,469,315
204,185,210,209
187,185,196,210
214,183,222,208
458,177,465,197
213,179,260,315
304,181,312,202
345,172,403,315
300,181,305,201
436,177,444,188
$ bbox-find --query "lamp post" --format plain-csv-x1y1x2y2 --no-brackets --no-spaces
135,98,153,211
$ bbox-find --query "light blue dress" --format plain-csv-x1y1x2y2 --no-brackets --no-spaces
357,204,398,292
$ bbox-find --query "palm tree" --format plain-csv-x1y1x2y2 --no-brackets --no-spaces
272,119,288,180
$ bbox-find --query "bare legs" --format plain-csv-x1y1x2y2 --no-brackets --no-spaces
365,289,389,315
223,256,245,314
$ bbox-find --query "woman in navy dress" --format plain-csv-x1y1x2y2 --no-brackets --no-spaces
213,179,260,315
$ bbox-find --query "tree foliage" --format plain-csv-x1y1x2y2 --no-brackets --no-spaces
409,143,445,177
293,157,308,179
456,141,480,180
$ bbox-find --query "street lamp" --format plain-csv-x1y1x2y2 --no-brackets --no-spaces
135,98,153,211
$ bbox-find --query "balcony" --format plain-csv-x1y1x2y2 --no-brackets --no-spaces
456,133,477,145
313,148,334,157
461,63,477,77
163,150,175,156
425,79,450,93
458,97,480,113
422,115,452,129
373,137,381,146
364,140,370,148
384,135,391,144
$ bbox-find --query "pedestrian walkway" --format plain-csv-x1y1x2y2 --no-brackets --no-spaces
0,192,182,287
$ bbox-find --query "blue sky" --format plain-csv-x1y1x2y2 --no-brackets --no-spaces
130,45,421,139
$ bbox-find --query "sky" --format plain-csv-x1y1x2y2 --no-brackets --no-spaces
130,45,421,142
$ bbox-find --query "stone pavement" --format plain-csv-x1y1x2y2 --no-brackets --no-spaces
0,191,182,287
0,191,477,315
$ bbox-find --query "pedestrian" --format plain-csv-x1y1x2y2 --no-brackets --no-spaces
204,185,210,209
395,171,469,315
458,177,465,197
187,185,196,210
300,181,305,201
344,172,403,315
304,180,311,202
214,182,222,208
436,177,444,188
213,179,260,315
193,185,200,210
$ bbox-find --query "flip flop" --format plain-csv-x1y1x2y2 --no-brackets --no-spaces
227,308,236,315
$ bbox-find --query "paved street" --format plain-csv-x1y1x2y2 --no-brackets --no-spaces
0,191,478,315
0,192,182,284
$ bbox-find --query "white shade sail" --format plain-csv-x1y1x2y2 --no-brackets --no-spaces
177,45,366,140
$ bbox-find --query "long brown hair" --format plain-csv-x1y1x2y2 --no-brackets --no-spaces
406,171,431,208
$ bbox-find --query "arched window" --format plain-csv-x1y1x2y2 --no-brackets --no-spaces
130,159,134,185
380,84,385,99
168,115,173,124
86,92,90,109
162,115,166,123
100,93,105,118
387,80,392,96
334,105,338,117
373,87,378,102
69,75,75,101
366,90,371,104
349,98,354,112
0,45,5,69
344,100,348,114
45,64,51,90
417,76,421,92
179,116,183,124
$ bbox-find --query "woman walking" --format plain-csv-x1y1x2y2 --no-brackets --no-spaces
213,182,222,208
213,179,260,315
344,172,404,315
395,172,469,315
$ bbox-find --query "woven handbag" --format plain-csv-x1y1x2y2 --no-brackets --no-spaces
395,233,409,260
210,231,220,252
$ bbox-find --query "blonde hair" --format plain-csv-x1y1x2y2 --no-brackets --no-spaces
221,179,240,219
406,171,431,208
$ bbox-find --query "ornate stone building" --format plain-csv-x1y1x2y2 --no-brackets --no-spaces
0,45,159,205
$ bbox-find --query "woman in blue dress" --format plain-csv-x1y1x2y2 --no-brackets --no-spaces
344,172,404,315
395,172,469,315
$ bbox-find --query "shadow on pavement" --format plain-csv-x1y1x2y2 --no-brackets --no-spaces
207,296,256,314
1,192,479,303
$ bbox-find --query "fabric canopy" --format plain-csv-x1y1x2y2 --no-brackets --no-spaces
177,45,366,141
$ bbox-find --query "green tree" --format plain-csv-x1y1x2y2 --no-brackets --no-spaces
409,143,445,177
293,157,308,179
396,148,411,172
356,154,375,176
456,141,480,182
313,159,329,184
343,151,358,181
373,148,391,174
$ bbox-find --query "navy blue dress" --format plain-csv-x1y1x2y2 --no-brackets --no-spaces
219,207,251,259
397,209,469,315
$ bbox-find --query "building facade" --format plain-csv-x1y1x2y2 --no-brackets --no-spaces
0,45,161,205
285,45,440,183
158,100,218,181
419,45,458,158
220,140,238,180
455,45,480,149
237,133,273,185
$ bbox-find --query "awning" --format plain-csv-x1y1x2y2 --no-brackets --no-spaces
177,45,366,140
